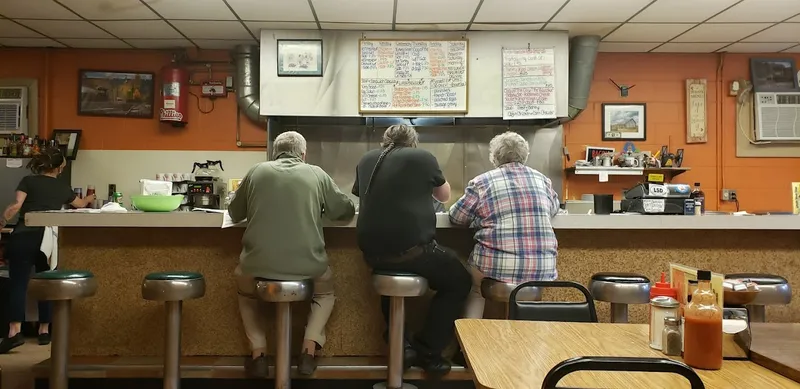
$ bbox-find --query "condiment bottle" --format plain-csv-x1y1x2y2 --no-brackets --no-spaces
661,317,682,356
683,270,723,370
690,182,705,214
649,296,679,350
650,272,678,300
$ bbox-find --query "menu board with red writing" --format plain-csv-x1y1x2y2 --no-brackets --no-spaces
359,39,469,113
501,47,557,120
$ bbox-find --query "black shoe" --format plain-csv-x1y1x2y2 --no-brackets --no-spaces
38,333,51,346
414,353,452,378
402,340,418,371
0,333,25,354
244,354,268,378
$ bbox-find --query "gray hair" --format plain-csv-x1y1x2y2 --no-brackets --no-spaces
489,131,529,167
272,131,307,158
381,124,419,148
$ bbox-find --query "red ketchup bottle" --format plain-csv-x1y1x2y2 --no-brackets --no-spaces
649,272,678,328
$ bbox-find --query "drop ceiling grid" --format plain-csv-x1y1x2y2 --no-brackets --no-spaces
0,0,796,52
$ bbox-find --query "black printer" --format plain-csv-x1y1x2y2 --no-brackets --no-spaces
621,182,692,214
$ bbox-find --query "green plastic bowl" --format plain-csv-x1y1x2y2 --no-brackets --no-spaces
130,195,184,212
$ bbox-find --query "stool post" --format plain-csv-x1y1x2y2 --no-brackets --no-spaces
609,303,629,323
747,305,766,323
163,300,182,389
50,300,71,389
275,301,292,389
387,296,405,389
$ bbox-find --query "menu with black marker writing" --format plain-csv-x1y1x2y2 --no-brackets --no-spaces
359,40,469,113
501,47,557,120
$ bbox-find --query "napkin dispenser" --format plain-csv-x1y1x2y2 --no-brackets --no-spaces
722,307,751,360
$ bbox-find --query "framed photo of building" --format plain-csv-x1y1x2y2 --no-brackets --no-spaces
602,103,647,141
276,39,323,77
78,70,155,118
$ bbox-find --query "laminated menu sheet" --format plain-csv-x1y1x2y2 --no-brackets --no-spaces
501,47,557,120
359,39,469,113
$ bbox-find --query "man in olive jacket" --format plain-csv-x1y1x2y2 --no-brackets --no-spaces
228,131,355,377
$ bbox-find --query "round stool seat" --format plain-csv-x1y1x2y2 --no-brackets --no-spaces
372,269,428,297
481,278,542,302
29,270,97,301
726,273,791,305
142,271,205,301
256,279,313,303
589,272,651,304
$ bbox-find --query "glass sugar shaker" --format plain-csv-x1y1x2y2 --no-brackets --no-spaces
662,316,682,356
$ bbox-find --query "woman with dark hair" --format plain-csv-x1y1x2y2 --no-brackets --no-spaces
0,147,95,353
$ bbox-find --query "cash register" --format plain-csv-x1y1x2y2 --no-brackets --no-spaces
621,182,692,214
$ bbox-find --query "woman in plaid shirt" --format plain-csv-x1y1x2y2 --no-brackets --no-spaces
448,131,560,319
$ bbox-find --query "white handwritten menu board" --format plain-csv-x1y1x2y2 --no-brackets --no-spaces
359,39,469,113
501,47,557,120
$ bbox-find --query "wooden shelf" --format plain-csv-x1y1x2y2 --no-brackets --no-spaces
565,166,690,181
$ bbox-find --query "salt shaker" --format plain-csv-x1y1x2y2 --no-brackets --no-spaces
649,296,680,350
662,317,682,356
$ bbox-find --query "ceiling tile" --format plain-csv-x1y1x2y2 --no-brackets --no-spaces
320,23,392,30
742,23,800,42
126,39,194,49
544,23,619,37
651,43,728,53
18,20,113,39
59,38,131,48
0,37,65,47
672,23,772,42
598,42,659,52
790,15,800,22
604,24,695,42
395,23,469,31
311,0,394,23
710,0,800,22
144,0,237,20
59,0,159,20
396,0,480,23
194,39,258,50
0,0,79,19
475,0,567,23
170,21,252,40
781,44,800,52
471,24,544,31
631,0,738,23
227,0,315,21
245,22,318,36
0,20,44,38
721,42,797,52
552,0,652,23
94,21,182,39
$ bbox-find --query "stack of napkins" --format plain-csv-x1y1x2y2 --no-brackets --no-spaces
139,179,172,196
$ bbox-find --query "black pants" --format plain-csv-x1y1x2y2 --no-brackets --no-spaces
369,242,471,355
4,229,52,324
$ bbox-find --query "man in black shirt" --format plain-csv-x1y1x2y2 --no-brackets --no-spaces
352,124,470,377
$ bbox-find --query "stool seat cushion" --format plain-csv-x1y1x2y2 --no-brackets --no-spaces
372,271,428,297
591,272,650,284
145,271,203,281
33,270,94,280
372,269,421,277
255,279,312,303
481,278,542,302
726,273,788,285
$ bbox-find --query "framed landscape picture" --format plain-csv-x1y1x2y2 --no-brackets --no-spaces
78,70,155,118
602,103,647,141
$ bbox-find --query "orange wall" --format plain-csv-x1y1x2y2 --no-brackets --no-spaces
565,52,800,213
0,48,265,151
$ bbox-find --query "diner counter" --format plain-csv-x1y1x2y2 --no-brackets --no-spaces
24,211,800,230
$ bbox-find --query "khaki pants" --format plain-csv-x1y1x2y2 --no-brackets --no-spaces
235,265,336,351
463,265,486,319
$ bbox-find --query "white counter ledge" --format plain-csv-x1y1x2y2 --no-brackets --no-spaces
24,211,800,230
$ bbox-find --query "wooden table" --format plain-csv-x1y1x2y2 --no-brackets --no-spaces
456,319,800,389
751,323,800,383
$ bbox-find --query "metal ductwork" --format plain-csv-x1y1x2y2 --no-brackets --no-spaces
547,35,601,127
233,45,265,124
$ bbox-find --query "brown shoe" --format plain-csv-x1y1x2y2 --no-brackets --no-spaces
297,351,318,376
245,354,268,378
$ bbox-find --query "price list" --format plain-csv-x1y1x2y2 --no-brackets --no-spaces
501,47,557,120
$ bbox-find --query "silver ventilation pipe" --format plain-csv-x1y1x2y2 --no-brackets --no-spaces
233,45,265,124
545,35,601,127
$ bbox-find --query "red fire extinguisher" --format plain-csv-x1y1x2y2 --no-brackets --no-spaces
159,60,189,127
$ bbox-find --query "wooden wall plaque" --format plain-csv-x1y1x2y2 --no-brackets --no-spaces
686,79,708,144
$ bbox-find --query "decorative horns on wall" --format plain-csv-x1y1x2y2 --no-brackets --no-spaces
609,78,636,97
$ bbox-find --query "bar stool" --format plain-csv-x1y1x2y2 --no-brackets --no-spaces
588,272,651,323
726,273,792,322
481,278,542,318
28,270,97,389
142,271,206,389
372,270,428,389
256,279,313,389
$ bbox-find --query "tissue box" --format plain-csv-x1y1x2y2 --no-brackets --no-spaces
139,179,173,196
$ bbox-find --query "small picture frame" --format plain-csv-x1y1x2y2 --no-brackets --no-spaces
78,70,155,118
51,129,82,160
585,146,615,162
602,103,647,141
277,39,323,77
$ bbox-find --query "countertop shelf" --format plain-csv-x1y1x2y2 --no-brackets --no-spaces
565,166,690,180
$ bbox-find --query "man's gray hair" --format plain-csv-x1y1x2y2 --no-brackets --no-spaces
381,124,419,148
489,131,529,167
272,131,307,158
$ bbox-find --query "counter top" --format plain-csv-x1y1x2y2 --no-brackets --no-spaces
24,211,800,230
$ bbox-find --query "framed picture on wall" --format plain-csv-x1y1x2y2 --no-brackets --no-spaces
51,129,82,160
276,39,323,77
602,103,647,141
78,70,155,119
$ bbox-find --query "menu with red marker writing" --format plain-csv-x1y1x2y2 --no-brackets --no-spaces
359,40,468,113
501,47,557,120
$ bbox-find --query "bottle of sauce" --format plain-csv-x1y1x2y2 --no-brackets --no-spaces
690,183,705,214
683,270,723,370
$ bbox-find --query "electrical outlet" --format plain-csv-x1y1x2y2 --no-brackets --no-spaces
722,189,737,201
